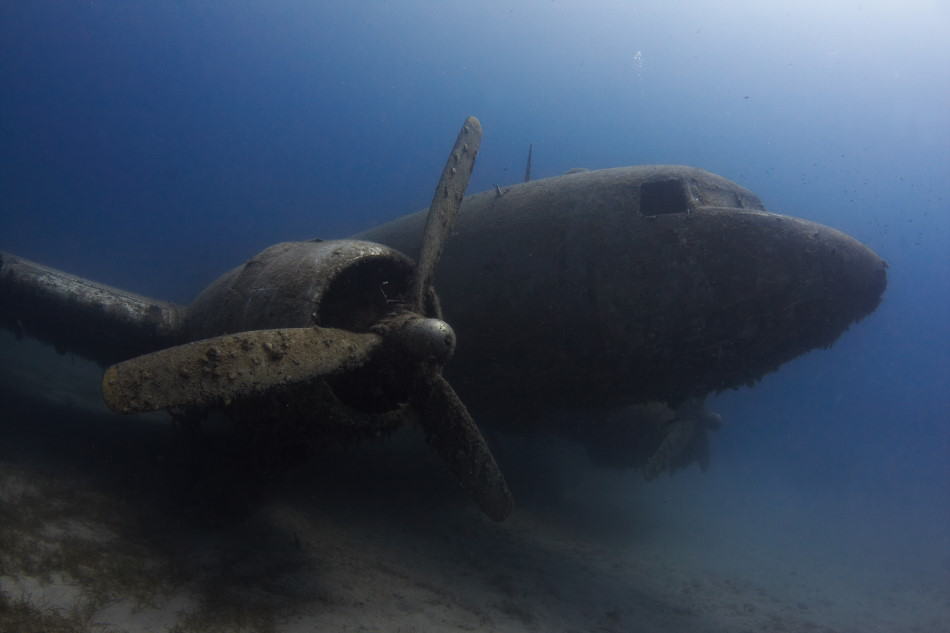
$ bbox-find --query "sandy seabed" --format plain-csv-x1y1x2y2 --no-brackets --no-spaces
1,334,948,633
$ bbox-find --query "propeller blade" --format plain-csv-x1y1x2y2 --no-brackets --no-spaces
411,116,482,312
102,327,382,414
415,373,512,521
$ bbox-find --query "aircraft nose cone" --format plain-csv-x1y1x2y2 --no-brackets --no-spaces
753,213,887,347
633,209,888,400
806,220,887,335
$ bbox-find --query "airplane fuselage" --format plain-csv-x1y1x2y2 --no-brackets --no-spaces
357,166,886,423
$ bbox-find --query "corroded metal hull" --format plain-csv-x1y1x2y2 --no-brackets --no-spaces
357,166,887,421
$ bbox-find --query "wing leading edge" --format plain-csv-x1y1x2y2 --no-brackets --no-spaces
0,252,185,366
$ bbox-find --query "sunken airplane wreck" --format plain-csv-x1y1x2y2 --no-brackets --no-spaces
0,117,886,521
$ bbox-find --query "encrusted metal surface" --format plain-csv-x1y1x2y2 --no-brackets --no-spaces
102,326,381,413
0,251,184,365
357,165,887,422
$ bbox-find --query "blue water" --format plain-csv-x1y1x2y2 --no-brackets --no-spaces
1,1,948,630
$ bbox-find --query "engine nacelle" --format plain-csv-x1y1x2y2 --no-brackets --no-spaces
185,239,422,340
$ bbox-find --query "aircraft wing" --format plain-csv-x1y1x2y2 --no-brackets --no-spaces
0,251,185,366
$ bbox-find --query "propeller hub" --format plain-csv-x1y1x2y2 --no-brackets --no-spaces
396,316,456,364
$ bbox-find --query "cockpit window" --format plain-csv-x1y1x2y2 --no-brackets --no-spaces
693,185,743,209
689,181,766,210
640,179,691,216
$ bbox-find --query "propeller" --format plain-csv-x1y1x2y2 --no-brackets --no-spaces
101,327,382,414
101,116,513,521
